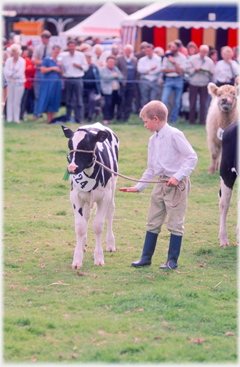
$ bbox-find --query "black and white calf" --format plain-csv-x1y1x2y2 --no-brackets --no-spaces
219,120,238,247
62,122,119,268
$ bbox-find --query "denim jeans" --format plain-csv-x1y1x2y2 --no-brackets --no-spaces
161,76,184,123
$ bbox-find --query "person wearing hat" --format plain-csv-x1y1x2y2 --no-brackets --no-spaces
32,30,52,120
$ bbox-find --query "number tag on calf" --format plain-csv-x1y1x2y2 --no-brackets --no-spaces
217,127,224,141
72,172,96,192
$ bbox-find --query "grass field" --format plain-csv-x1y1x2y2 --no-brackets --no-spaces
3,110,238,364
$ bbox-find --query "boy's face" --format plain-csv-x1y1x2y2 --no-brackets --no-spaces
142,115,160,132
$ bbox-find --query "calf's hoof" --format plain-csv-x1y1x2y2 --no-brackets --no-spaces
72,262,82,269
94,260,105,266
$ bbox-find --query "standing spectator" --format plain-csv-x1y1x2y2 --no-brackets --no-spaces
213,46,239,87
137,43,161,108
78,43,92,53
83,52,101,122
174,39,188,56
184,42,198,85
5,33,15,50
154,47,164,58
2,69,8,114
92,44,104,70
186,45,215,125
232,46,239,63
32,30,53,120
20,45,35,122
100,56,123,125
161,41,186,123
61,39,89,124
209,49,218,65
37,44,63,124
99,42,121,68
205,49,219,118
180,42,198,120
3,38,10,66
134,41,148,114
115,44,138,122
4,43,25,123
135,41,148,60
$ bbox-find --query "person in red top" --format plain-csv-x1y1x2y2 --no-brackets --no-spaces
20,45,35,121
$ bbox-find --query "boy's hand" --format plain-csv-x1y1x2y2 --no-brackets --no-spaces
119,187,138,192
166,177,179,187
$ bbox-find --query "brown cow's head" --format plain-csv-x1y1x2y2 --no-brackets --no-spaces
208,82,238,112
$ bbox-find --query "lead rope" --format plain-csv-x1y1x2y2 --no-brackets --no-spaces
64,147,186,208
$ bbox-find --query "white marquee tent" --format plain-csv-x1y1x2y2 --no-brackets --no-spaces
60,2,127,39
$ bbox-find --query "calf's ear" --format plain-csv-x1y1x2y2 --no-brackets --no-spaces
95,130,109,143
61,125,74,139
208,82,218,97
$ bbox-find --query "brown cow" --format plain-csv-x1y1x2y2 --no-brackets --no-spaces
206,83,238,174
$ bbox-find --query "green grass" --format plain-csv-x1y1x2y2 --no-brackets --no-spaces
3,110,238,363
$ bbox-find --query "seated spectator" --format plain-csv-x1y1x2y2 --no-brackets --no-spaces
115,44,138,122
100,55,123,125
37,44,63,123
137,43,161,108
4,43,25,123
213,46,239,87
20,45,35,122
83,52,101,122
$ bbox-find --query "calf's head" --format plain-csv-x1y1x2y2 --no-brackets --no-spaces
62,125,109,174
208,82,238,112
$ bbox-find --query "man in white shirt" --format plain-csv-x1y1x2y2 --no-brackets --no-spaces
186,44,215,125
137,43,161,108
120,100,197,270
61,39,89,124
161,41,186,123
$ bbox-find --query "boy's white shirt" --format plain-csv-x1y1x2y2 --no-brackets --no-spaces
135,123,198,192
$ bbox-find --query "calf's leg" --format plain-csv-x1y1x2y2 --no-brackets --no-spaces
219,177,232,248
70,189,90,269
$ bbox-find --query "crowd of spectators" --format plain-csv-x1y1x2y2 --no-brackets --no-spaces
2,30,239,125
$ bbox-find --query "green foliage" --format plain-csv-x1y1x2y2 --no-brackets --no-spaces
3,112,238,363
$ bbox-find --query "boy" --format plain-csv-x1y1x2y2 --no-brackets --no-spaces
119,101,198,269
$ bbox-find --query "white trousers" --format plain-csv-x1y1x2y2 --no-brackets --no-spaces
7,82,24,123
